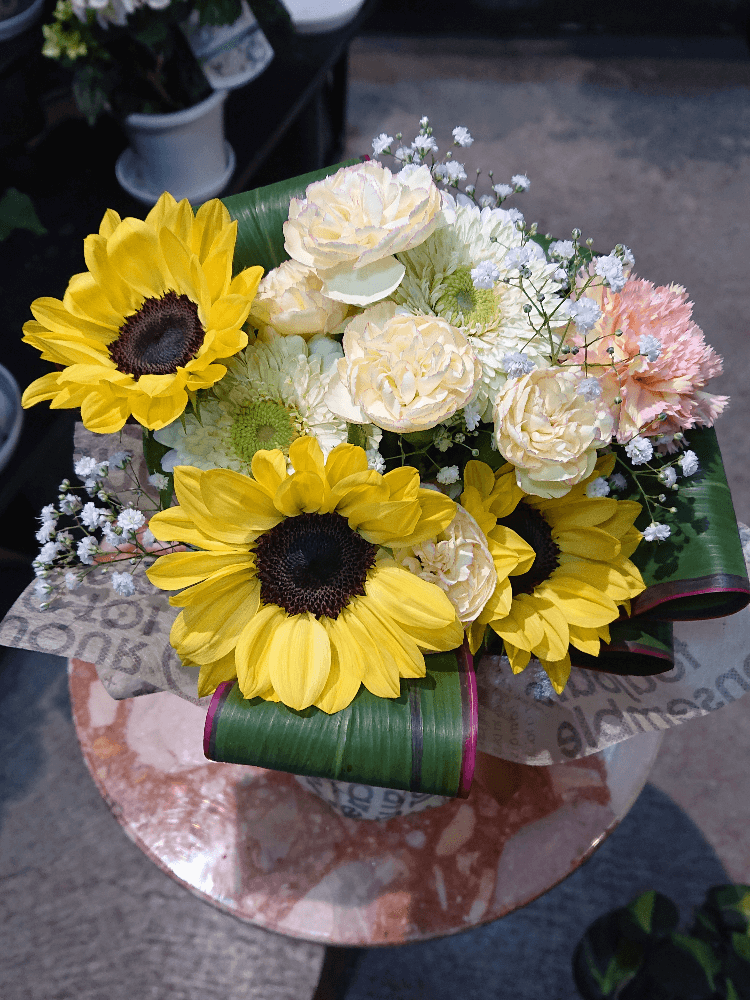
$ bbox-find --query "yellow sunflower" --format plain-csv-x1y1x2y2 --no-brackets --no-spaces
461,453,646,693
21,192,263,433
146,436,463,713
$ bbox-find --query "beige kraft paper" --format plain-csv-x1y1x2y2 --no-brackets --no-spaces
1,424,749,764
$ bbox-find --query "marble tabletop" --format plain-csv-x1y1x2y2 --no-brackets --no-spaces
69,656,663,946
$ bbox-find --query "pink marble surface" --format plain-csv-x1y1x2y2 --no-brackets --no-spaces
69,657,661,945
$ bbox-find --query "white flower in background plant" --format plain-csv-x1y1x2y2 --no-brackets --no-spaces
478,194,494,208
327,309,480,433
452,126,473,147
284,161,441,306
37,541,61,564
111,571,136,597
108,450,132,469
393,199,567,418
511,174,531,190
412,134,438,156
366,449,386,473
471,260,500,289
36,522,56,544
609,472,628,491
503,243,546,271
659,466,678,487
501,352,535,378
434,161,467,185
594,253,626,293
148,472,169,492
493,367,614,498
74,456,99,480
463,400,481,430
65,572,80,591
155,336,365,474
492,183,513,199
639,334,662,363
249,259,350,340
394,505,497,625
643,522,671,542
59,495,82,515
81,502,108,530
679,450,699,476
586,477,611,498
618,245,635,266
625,435,654,465
77,537,97,565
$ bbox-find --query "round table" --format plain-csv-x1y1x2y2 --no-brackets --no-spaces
69,657,663,946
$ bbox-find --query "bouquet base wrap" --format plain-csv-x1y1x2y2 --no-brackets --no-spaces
203,647,477,798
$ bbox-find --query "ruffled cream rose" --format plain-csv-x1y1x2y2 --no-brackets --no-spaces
326,311,480,433
394,504,498,625
248,260,350,340
493,368,614,498
283,162,441,306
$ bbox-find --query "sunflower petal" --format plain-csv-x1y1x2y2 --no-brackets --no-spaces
539,654,571,694
200,467,282,534
146,550,252,590
314,617,365,713
79,386,131,433
234,604,286,699
267,613,331,710
197,651,238,698
273,472,326,517
251,449,288,496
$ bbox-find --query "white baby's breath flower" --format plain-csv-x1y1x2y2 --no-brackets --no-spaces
471,260,500,289
609,472,628,491
492,183,513,199
74,456,99,480
249,259,350,340
493,367,614,498
578,376,603,400
594,253,626,293
586,477,611,498
562,296,602,333
148,472,169,491
81,502,108,530
372,132,394,156
65,571,80,591
111,571,136,597
679,450,699,476
412,134,438,155
77,537,98,565
394,146,412,162
625,435,654,465
59,495,82,515
36,523,56,544
501,352,536,378
643,522,671,542
117,508,146,534
548,240,576,260
366,449,386,473
503,243,546,271
639,335,662,363
37,541,61,564
659,466,678,487
511,174,530,190
394,505,497,624
327,310,480,433
478,194,494,209
463,400,482,431
108,450,132,469
452,126,473,147
618,245,635,266
436,465,460,485
39,503,57,526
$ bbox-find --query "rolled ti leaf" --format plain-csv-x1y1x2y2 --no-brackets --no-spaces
626,427,750,621
204,644,477,798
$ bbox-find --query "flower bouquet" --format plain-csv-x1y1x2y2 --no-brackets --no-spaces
6,119,749,800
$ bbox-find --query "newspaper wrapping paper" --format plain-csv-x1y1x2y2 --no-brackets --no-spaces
1,423,749,765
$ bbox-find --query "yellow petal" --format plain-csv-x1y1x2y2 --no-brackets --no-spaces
228,264,263,301
129,389,188,431
147,503,226,549
177,576,260,664
342,602,403,698
539,653,571,694
197,651,238,698
234,604,286,699
288,436,327,479
504,641,531,674
84,233,141,316
200,467,283,535
468,620,487,656
146,550,252,590
463,459,495,499
554,527,621,561
266,612,331,710
79,385,131,433
273,472,326,517
535,577,618,628
99,208,122,240
192,198,232,261
63,271,123,330
364,562,459,634
22,372,62,408
168,564,255,608
251,448,288,496
324,443,369,486
568,624,605,657
106,218,170,299
29,297,114,344
314,616,365,713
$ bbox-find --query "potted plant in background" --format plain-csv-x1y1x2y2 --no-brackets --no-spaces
40,0,279,204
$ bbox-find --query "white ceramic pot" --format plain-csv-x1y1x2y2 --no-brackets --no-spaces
294,774,449,820
115,89,236,207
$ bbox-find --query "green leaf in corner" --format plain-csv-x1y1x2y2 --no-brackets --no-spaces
0,189,46,241
572,912,644,999
621,891,679,944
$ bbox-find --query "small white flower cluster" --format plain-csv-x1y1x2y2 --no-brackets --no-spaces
30,451,172,608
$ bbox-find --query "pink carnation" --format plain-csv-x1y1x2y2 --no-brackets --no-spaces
565,277,728,444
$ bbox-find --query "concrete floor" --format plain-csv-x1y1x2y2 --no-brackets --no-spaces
344,35,750,883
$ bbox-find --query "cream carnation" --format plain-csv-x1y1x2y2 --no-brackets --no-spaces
393,199,567,418
248,260,350,340
283,161,441,306
493,368,614,498
394,504,497,625
326,310,480,433
564,277,728,444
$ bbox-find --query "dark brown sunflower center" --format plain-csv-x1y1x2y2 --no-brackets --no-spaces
254,512,378,619
109,291,205,378
498,502,560,596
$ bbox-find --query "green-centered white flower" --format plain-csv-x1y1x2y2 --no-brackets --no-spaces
155,335,380,473
393,199,567,418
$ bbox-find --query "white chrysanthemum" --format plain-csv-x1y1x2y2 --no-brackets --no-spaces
493,368,615,499
248,259,350,340
392,199,567,418
394,505,497,625
283,161,441,306
154,336,379,474
326,308,480,434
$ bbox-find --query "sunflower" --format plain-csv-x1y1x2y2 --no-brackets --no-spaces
146,436,463,713
461,453,646,693
21,193,263,433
